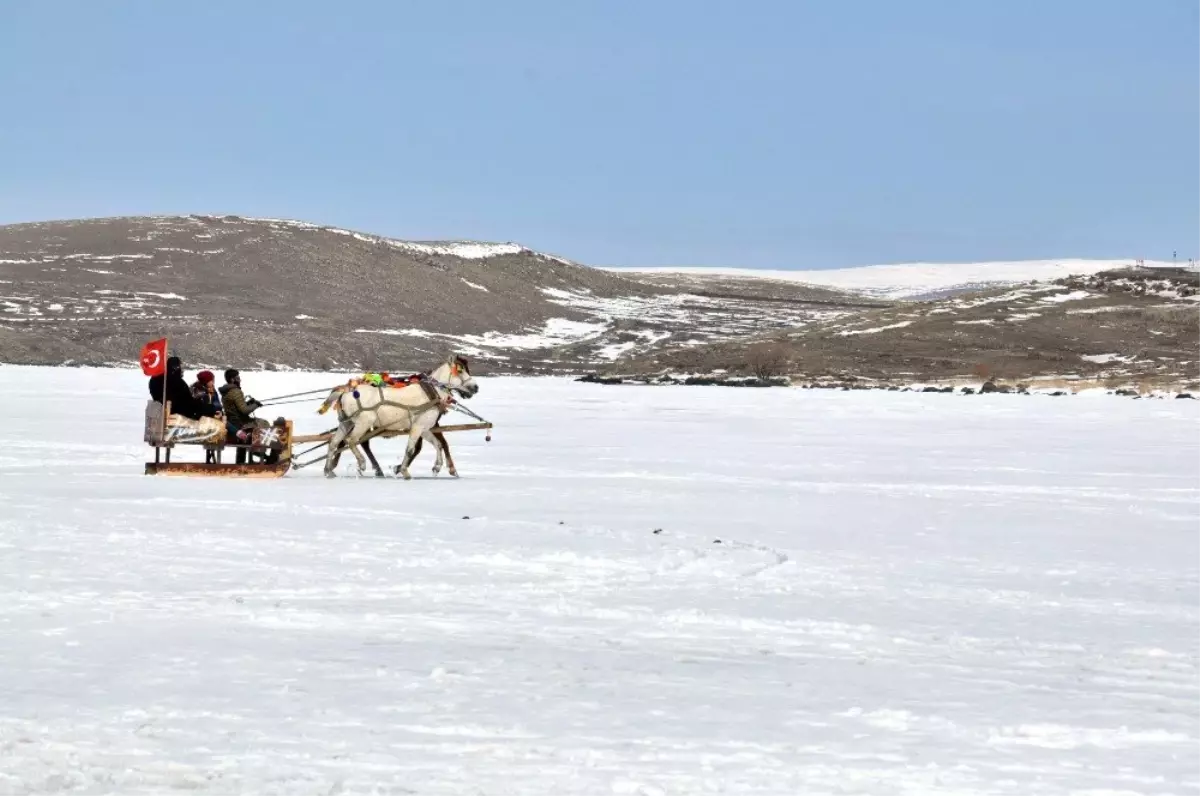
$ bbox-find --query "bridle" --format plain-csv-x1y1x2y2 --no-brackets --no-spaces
432,356,475,398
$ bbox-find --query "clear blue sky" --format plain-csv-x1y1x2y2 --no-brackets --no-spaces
1,0,1196,269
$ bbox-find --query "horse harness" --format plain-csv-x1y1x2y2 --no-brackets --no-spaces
336,378,452,429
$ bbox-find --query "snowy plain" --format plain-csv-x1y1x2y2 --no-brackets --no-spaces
0,366,1197,796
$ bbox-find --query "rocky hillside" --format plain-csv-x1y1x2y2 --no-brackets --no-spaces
2,215,1192,388
603,266,1200,390
0,215,867,373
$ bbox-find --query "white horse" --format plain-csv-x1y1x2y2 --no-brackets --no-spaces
319,355,479,480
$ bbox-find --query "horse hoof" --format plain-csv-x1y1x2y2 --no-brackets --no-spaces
324,471,337,479
449,470,459,478
374,470,385,479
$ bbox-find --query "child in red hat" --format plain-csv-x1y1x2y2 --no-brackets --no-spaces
191,370,221,413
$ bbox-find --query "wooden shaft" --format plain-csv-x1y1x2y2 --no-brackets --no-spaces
290,422,493,446
291,433,335,444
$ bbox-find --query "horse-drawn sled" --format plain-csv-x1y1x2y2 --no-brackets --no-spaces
141,348,491,479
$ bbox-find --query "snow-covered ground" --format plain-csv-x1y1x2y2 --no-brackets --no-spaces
608,259,1185,300
1,366,1197,795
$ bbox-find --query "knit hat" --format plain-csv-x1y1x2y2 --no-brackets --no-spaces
197,370,215,384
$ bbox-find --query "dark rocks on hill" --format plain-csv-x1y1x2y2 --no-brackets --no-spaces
682,376,783,387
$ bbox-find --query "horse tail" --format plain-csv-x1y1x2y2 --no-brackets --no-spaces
317,385,346,415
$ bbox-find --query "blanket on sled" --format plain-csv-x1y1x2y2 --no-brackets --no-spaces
145,406,226,445
167,415,225,444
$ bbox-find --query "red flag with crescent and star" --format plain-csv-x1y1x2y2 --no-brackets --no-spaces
140,338,167,376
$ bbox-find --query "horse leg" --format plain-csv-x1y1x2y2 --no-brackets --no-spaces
427,415,452,476
427,420,457,477
347,440,368,476
434,431,457,477
323,423,351,478
423,427,448,476
329,438,354,470
395,436,423,476
361,439,385,478
333,431,368,477
397,426,428,481
325,416,372,478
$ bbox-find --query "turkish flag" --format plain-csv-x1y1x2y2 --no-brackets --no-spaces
140,338,167,376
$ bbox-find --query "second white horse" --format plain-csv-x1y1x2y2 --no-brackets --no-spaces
321,354,479,479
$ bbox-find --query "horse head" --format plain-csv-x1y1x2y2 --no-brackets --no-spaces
430,352,479,399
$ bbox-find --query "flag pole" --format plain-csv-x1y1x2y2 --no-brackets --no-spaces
161,336,170,444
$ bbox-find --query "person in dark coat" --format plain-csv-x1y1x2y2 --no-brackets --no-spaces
148,356,219,421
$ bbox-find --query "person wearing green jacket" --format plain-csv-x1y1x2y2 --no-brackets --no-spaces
218,369,263,463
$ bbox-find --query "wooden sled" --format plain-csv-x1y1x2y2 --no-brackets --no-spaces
144,399,294,478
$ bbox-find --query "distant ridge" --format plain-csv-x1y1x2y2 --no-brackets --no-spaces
605,259,1186,300
2,215,1194,387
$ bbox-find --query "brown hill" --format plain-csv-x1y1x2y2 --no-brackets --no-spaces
0,215,856,373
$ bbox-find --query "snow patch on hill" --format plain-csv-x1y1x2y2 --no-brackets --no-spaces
237,216,529,260
608,259,1184,300
353,285,849,364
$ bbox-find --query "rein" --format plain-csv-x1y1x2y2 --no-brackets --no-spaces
254,387,333,406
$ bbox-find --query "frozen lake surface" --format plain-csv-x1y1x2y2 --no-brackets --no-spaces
0,366,1197,795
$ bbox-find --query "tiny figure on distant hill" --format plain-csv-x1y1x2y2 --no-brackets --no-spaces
148,356,221,421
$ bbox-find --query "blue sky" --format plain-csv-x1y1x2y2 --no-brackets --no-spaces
1,0,1196,269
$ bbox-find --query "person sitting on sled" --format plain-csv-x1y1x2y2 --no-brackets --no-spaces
191,370,222,414
219,368,265,464
148,356,221,421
